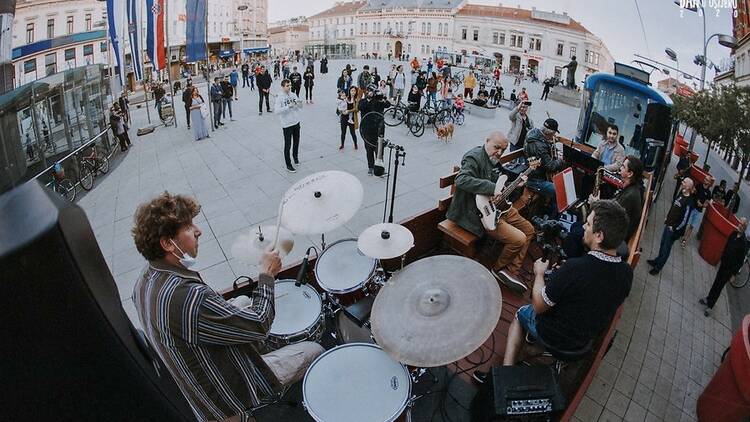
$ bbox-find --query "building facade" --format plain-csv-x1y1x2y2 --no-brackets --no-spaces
306,1,366,59
730,0,750,86
11,0,108,88
269,22,309,58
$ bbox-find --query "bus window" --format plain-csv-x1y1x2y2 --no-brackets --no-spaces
584,81,646,157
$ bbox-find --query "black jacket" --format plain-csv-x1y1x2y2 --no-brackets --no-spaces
358,96,387,143
523,128,564,180
257,72,272,90
614,182,645,241
721,231,749,273
182,87,193,107
220,81,233,98
289,72,302,88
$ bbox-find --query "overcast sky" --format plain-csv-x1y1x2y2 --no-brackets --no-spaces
269,0,735,85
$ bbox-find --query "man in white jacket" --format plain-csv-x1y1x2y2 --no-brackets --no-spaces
275,79,303,173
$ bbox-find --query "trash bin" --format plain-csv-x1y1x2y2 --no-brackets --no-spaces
697,315,750,421
698,202,740,266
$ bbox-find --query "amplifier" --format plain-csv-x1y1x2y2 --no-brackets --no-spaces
471,365,566,421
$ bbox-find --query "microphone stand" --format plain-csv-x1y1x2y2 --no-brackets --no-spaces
383,143,406,224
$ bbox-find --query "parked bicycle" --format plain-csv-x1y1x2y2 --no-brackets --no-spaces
77,145,110,191
49,162,76,202
383,100,426,137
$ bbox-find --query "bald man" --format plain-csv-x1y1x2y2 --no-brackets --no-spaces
647,177,695,275
701,217,748,316
446,131,535,293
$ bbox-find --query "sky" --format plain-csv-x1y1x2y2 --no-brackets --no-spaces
268,0,735,85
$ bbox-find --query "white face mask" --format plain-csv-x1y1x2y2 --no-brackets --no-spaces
170,239,198,269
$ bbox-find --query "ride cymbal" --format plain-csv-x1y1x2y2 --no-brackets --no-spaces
357,223,414,259
230,225,294,264
370,255,502,367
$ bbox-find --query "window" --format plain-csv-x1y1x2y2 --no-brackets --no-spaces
336,18,339,24
45,53,57,76
438,23,442,35
557,43,564,56
65,48,76,60
47,19,54,39
532,38,541,51
499,33,505,45
517,36,523,48
421,22,425,35
595,52,600,66
570,46,576,58
100,41,107,52
473,29,478,41
24,59,36,74
85,14,92,31
510,34,516,47
427,23,431,35
492,32,498,44
83,44,93,56
461,28,467,40
350,28,353,37
67,16,74,34
26,23,34,44
407,43,411,53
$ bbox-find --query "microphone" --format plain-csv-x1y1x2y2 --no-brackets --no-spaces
373,132,386,177
295,247,312,287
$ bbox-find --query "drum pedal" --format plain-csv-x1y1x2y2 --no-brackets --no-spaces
343,296,375,327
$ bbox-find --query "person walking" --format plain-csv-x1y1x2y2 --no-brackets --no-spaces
337,90,358,150
189,88,209,141
241,62,250,88
257,66,272,115
303,66,315,104
230,68,239,100
393,65,406,104
221,76,235,121
289,66,302,97
210,77,224,129
275,79,303,173
182,84,194,129
647,177,695,275
700,218,748,316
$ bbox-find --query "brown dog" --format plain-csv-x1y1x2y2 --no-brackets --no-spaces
436,123,455,142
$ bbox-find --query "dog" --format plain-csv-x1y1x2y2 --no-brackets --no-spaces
436,123,455,142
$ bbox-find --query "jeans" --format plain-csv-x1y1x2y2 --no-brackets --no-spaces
516,305,548,347
526,178,558,216
242,73,249,87
282,123,300,167
222,98,233,119
185,105,191,127
340,120,357,146
652,226,677,271
305,85,313,101
212,100,222,127
259,90,270,112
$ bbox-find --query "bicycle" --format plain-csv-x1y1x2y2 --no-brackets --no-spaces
77,145,110,191
383,100,425,136
49,162,76,202
420,101,454,133
451,105,465,126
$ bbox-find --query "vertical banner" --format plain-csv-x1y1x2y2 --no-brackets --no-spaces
126,0,143,81
106,0,127,87
185,0,207,63
146,0,166,71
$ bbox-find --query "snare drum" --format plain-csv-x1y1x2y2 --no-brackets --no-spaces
265,280,325,351
315,238,377,306
303,343,412,422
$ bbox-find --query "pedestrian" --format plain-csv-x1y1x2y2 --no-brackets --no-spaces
320,56,328,74
358,65,373,90
358,84,389,176
378,79,389,98
275,79,303,173
647,177,695,275
118,91,130,125
189,88,210,141
724,182,742,214
306,54,314,72
541,78,551,100
109,106,130,152
393,65,406,104
713,179,728,204
507,102,533,152
221,76,235,121
230,68,239,100
681,176,714,246
337,69,353,93
241,62,250,88
372,67,381,85
303,65,315,104
153,81,166,119
387,64,397,99
700,218,748,316
415,71,427,95
289,66,302,97
463,72,476,99
426,72,438,106
257,66,273,115
337,90,358,150
426,58,433,74
182,83,194,129
210,77,224,129
518,87,529,102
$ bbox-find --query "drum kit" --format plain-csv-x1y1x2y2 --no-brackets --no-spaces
232,170,503,421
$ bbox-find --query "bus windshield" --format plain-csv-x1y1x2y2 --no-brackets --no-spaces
584,81,648,157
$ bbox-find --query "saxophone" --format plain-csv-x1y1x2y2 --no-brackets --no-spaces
581,167,604,220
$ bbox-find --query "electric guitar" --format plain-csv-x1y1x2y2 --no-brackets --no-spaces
475,158,541,231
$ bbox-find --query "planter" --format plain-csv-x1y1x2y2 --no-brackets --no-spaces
698,202,740,266
689,165,711,185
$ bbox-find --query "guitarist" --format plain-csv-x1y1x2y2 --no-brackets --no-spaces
447,131,535,293
524,118,565,217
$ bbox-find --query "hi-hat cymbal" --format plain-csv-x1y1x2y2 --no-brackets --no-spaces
357,223,414,259
370,255,502,367
280,170,363,235
230,225,294,264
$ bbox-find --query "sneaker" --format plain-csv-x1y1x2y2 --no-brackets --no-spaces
368,168,374,176
218,122,224,126
649,268,660,276
525,332,536,345
699,298,708,306
472,370,488,385
704,309,711,317
354,144,358,150
493,270,528,294
286,165,296,173
646,259,657,268
294,160,300,165
339,145,344,150
259,112,262,115
267,109,273,113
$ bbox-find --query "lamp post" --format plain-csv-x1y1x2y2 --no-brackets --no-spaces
238,5,248,61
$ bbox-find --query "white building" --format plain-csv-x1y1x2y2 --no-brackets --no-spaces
269,23,309,58
11,0,108,88
306,1,366,59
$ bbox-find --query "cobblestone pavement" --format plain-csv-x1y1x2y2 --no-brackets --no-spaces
76,59,735,421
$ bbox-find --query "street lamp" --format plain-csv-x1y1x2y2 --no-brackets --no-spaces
238,5,249,59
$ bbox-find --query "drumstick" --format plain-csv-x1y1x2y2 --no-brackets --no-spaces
271,200,285,253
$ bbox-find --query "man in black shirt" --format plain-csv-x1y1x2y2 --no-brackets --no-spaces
647,177,695,275
502,200,632,364
724,182,741,214
681,176,714,246
358,84,388,175
241,62,250,88
700,218,748,316
289,66,303,97
257,66,273,115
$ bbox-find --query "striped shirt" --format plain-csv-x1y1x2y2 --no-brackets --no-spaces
132,260,280,422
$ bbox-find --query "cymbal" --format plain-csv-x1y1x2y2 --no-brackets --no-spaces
370,255,502,367
230,225,294,264
357,223,414,259
280,170,363,235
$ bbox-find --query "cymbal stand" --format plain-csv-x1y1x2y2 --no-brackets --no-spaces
381,142,406,224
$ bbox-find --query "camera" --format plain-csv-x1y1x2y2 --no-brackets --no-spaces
532,216,568,262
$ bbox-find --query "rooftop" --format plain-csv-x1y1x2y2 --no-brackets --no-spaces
359,0,464,11
268,25,309,34
309,1,368,19
456,4,592,35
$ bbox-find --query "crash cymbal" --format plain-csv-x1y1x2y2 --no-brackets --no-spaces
357,223,414,259
280,170,363,235
370,255,502,367
230,225,294,264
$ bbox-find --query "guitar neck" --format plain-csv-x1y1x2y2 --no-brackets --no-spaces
496,166,534,202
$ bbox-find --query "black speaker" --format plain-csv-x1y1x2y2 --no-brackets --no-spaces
0,182,194,421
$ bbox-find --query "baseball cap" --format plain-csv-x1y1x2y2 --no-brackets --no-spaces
543,118,559,133
366,83,378,92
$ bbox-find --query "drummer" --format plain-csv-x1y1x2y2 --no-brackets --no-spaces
131,192,324,422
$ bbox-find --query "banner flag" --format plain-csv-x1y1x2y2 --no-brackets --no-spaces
146,0,166,71
126,0,143,81
106,0,126,86
185,0,207,63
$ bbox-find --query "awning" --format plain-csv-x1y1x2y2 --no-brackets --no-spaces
219,50,235,58
243,47,270,53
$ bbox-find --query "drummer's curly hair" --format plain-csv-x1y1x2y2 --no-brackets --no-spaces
132,192,201,261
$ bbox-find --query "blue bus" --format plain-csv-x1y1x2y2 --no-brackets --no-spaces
574,63,675,195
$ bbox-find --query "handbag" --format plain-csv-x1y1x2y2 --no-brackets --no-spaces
200,103,209,119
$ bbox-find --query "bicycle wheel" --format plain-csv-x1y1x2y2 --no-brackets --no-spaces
433,109,454,131
78,162,95,191
97,156,110,174
58,178,76,202
410,113,425,137
383,106,405,127
454,112,465,126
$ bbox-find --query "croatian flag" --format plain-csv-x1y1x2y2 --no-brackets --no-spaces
106,0,126,87
146,0,166,72
553,167,578,212
126,0,143,81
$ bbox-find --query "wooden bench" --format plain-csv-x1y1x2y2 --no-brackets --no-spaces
438,166,480,258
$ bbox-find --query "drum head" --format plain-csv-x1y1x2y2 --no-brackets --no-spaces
303,343,410,422
315,239,376,293
269,280,322,336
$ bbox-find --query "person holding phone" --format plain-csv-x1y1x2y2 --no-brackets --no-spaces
508,101,533,152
